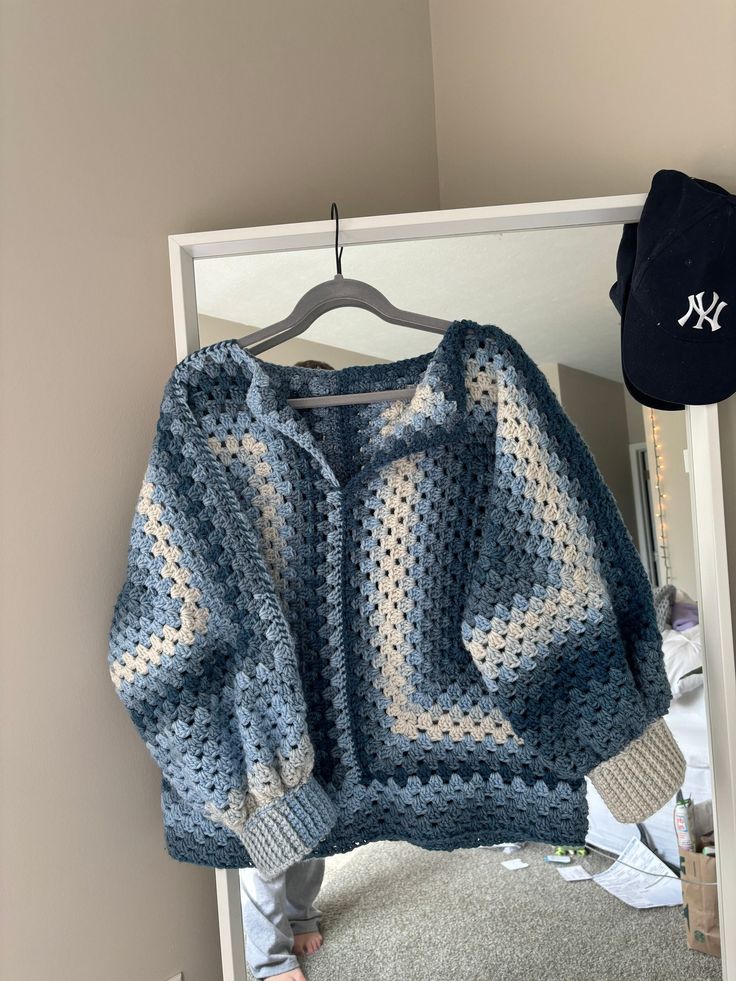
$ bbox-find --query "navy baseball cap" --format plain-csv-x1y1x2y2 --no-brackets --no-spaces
610,169,736,409
610,220,685,410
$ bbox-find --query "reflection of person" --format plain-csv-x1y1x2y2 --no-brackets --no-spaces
290,357,334,370
240,858,326,980
240,358,333,981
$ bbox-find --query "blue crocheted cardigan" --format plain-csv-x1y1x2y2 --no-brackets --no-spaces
108,319,673,877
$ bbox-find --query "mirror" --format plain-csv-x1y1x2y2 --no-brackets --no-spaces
191,221,722,981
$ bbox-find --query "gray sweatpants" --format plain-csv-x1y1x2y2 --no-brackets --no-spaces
240,858,326,979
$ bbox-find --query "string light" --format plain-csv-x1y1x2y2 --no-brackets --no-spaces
648,408,672,585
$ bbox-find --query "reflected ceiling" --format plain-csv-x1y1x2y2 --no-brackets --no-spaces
194,222,625,381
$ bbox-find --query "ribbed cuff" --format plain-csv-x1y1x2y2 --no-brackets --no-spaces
588,717,686,824
241,777,337,880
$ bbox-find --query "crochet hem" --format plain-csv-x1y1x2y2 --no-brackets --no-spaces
162,777,593,870
164,819,593,871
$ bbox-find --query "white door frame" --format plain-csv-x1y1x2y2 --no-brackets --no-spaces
169,193,736,981
628,440,657,582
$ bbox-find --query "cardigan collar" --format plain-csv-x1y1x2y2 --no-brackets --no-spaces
212,318,474,489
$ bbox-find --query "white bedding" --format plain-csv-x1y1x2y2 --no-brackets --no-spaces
585,626,711,867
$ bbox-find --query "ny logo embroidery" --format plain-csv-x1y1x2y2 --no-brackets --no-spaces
677,291,728,331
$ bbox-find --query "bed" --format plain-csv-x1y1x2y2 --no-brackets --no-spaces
585,623,711,868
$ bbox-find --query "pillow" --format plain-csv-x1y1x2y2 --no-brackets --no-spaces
652,583,676,633
661,625,703,698
672,600,699,631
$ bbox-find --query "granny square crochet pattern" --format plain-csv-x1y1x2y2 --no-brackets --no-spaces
108,319,683,878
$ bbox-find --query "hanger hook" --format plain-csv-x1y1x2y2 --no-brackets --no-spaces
330,201,343,276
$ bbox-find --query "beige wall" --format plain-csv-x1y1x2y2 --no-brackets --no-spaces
428,0,736,208
4,3,736,981
538,361,561,400
539,362,637,537
0,5,438,981
556,364,638,540
625,390,647,445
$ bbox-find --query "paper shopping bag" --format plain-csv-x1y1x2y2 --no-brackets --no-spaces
680,848,720,957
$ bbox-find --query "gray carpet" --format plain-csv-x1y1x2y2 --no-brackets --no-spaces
246,840,722,981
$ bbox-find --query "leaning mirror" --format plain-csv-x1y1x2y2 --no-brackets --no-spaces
166,199,735,981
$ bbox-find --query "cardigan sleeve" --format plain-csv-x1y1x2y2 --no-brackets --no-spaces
462,334,685,820
107,406,336,879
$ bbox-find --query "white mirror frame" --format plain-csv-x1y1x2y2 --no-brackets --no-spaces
169,195,736,981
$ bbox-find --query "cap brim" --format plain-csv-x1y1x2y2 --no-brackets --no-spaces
621,360,685,410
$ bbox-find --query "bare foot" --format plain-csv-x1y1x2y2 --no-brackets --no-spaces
292,930,323,956
263,970,306,981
